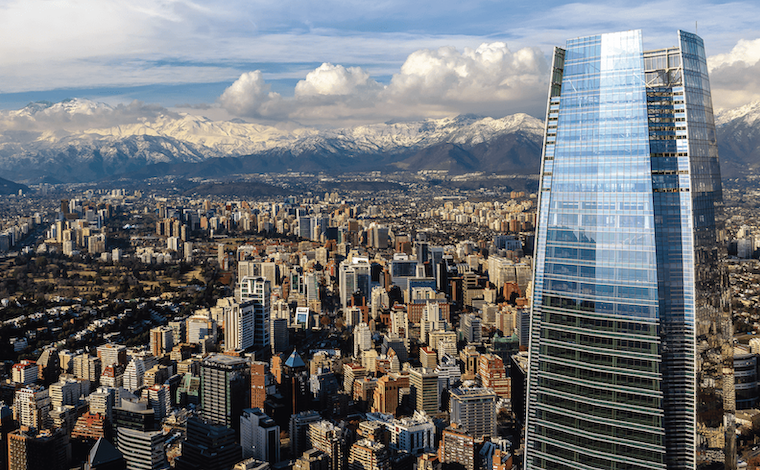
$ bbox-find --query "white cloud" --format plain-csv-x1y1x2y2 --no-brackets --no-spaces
708,38,760,111
218,71,283,118
388,42,546,106
220,42,549,126
709,38,760,70
295,63,381,98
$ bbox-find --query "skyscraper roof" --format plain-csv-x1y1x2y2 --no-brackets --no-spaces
88,437,124,467
285,349,306,369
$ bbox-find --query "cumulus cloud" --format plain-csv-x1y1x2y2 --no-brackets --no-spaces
387,42,546,112
218,71,284,118
295,64,382,100
219,42,549,126
709,38,760,70
708,38,760,111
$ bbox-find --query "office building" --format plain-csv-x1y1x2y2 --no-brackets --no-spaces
225,300,256,351
113,400,166,470
175,417,241,470
734,352,758,410
525,30,732,469
289,410,322,458
239,277,272,351
251,361,268,409
271,318,289,353
354,323,373,358
371,374,406,416
240,408,280,463
83,437,126,470
460,346,480,381
449,387,497,440
339,257,372,310
115,427,166,470
477,354,510,399
460,314,482,344
420,347,437,369
409,368,440,416
435,353,461,390
200,354,250,434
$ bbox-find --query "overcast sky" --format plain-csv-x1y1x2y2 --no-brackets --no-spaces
1,0,759,127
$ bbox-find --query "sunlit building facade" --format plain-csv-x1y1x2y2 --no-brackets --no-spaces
525,30,733,469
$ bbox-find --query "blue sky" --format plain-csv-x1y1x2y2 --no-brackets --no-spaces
1,0,759,127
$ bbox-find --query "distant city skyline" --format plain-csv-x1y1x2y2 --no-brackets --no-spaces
2,0,760,128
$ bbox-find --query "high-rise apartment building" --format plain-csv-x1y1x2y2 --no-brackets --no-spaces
348,439,390,470
449,387,497,440
149,327,174,357
73,354,102,384
97,344,128,368
438,424,474,470
13,386,51,431
11,360,38,386
366,410,435,456
525,30,732,469
7,427,70,470
295,449,330,470
308,420,347,470
123,354,157,392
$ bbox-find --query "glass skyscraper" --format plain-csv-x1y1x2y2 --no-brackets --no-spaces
524,30,733,469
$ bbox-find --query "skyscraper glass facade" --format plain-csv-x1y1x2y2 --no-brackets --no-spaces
524,30,733,470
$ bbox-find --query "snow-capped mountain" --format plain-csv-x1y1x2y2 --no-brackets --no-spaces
4,97,760,183
715,101,760,177
0,99,546,182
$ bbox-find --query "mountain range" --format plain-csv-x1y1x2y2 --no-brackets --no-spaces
0,98,757,183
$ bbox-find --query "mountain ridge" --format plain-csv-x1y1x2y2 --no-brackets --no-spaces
1,98,759,182
0,100,545,182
